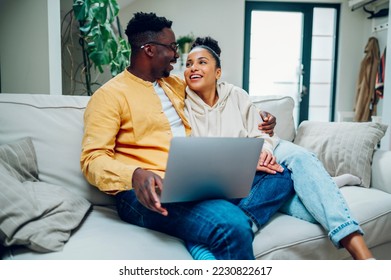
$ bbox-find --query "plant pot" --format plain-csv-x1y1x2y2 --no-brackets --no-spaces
182,42,191,54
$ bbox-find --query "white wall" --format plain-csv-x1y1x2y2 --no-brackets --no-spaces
119,0,375,116
119,0,245,87
0,0,50,94
48,0,62,95
381,13,391,149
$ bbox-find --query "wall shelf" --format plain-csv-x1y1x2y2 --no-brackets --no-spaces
349,0,389,11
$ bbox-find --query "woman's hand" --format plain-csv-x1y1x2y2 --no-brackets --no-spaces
257,151,284,174
132,168,168,216
259,111,276,137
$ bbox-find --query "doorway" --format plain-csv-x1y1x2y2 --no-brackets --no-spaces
243,1,340,125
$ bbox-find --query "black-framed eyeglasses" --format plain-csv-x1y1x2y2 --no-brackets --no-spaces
141,41,179,52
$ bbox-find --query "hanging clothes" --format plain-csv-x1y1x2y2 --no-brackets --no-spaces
375,47,386,99
354,37,380,122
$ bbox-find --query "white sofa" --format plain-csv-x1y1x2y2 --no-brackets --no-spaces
1,93,391,260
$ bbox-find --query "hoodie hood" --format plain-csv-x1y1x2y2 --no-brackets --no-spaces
185,81,234,114
185,81,280,154
185,81,235,137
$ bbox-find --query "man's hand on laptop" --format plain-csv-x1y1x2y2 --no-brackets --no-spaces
259,111,276,137
257,151,284,174
132,168,168,216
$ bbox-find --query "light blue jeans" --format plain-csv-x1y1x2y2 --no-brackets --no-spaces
275,140,364,248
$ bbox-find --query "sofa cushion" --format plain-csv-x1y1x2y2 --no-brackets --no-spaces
253,186,391,259
293,121,387,188
0,94,114,206
372,150,391,194
0,137,38,182
250,95,296,141
2,206,193,260
0,138,91,253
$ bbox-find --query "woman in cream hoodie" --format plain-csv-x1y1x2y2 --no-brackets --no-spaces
184,37,374,260
184,41,296,260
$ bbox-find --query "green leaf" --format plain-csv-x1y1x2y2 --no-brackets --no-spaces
79,21,92,33
87,41,96,49
108,39,118,54
89,50,110,65
89,24,101,37
91,3,107,24
75,0,131,79
73,2,89,21
108,0,119,21
100,23,112,40
97,64,104,73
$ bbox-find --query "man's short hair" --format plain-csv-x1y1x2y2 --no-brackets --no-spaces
125,12,173,51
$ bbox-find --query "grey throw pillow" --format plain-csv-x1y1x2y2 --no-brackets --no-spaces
294,121,388,188
0,137,38,182
0,138,91,252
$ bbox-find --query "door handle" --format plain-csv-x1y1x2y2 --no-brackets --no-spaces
301,85,308,97
298,64,305,101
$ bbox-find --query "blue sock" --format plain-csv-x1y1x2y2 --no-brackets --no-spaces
185,241,216,260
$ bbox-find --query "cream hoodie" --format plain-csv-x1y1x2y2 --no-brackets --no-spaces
185,81,279,154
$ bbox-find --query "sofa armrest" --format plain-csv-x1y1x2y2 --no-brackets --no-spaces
371,149,391,194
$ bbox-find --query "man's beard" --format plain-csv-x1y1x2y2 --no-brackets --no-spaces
162,69,171,78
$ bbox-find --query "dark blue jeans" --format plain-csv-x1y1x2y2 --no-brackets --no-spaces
115,165,293,260
233,165,294,229
116,191,255,259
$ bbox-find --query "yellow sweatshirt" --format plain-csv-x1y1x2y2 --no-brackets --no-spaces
80,70,191,195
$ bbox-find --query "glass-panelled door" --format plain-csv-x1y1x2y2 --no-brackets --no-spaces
243,2,340,125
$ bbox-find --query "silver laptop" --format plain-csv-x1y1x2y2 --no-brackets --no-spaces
160,137,264,203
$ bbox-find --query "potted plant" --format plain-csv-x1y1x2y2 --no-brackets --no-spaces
72,0,130,95
177,34,195,54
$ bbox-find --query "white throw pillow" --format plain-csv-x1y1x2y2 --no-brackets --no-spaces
293,121,388,188
250,95,296,142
